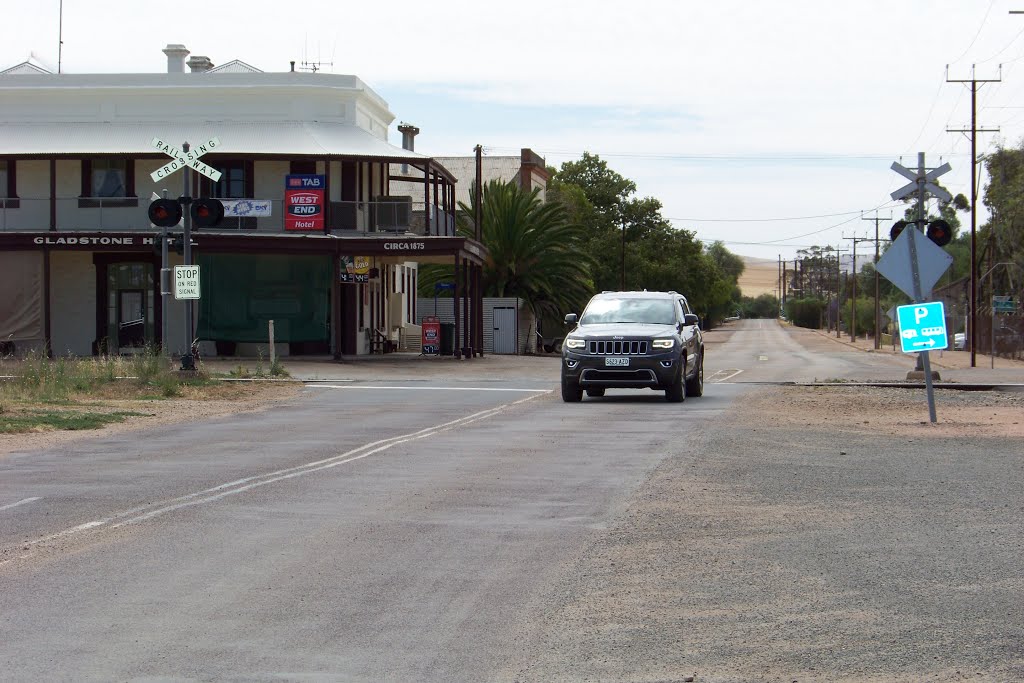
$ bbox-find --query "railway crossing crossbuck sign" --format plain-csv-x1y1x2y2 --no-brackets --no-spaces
150,137,223,183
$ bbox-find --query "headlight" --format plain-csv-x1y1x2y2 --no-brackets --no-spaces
565,337,586,349
651,338,675,349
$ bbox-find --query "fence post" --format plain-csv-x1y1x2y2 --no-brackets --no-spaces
269,320,276,367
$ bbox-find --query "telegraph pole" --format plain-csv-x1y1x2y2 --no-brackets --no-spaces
832,247,848,337
861,212,891,348
842,235,877,342
946,64,1000,367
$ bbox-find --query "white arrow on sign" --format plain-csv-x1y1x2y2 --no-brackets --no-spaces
150,137,222,183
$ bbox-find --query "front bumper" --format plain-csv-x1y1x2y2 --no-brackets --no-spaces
561,349,680,389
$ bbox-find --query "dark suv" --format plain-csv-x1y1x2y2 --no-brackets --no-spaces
560,291,704,403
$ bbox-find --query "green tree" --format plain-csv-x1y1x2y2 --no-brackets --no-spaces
741,293,780,318
419,179,594,350
550,153,741,326
706,241,745,283
983,146,1024,295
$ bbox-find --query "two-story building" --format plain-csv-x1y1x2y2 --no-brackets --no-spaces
0,44,486,360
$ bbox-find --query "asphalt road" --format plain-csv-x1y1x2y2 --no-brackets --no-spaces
1,320,1019,682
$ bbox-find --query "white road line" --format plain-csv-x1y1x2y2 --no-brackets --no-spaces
709,369,745,382
309,384,549,392
0,497,41,513
12,391,550,547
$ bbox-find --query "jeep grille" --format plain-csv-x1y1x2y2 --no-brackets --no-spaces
588,340,649,355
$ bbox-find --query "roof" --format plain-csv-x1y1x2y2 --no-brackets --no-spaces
0,121,434,161
0,60,52,76
594,290,682,298
208,60,262,74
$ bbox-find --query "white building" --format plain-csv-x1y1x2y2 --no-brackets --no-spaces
0,45,486,359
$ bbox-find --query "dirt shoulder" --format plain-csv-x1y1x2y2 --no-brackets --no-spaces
0,380,302,457
514,384,1024,682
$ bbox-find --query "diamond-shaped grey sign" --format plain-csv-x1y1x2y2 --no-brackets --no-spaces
876,225,953,300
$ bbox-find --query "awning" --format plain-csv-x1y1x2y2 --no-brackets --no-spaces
0,121,431,162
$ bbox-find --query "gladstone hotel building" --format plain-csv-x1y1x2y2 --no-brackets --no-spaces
0,44,486,359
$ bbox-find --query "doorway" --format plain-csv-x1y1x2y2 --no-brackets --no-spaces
95,258,156,355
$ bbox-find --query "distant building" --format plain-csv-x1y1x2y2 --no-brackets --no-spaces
391,146,550,216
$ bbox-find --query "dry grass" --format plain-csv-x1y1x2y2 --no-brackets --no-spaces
738,255,780,298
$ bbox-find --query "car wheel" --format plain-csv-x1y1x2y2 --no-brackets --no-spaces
561,375,583,403
586,387,605,397
665,363,685,403
685,353,704,397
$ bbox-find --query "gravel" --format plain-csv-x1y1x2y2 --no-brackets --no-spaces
509,384,1024,682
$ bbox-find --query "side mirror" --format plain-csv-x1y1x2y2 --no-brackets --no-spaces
564,313,578,325
684,314,699,327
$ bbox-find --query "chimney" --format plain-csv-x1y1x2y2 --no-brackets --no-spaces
187,55,215,73
163,44,189,73
397,123,419,175
398,123,419,152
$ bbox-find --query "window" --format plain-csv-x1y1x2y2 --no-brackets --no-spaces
79,158,137,207
211,161,251,198
206,160,255,229
0,160,18,208
93,159,127,197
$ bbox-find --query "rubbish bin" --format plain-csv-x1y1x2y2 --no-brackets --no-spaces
440,323,456,356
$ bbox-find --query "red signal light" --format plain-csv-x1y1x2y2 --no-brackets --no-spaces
890,220,908,241
926,220,952,247
190,198,224,228
148,199,182,228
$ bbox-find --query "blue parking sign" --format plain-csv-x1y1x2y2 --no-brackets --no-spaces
896,302,948,353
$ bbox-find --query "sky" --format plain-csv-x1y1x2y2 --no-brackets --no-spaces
4,0,1024,261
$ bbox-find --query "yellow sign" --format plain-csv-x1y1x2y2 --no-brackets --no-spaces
341,255,371,283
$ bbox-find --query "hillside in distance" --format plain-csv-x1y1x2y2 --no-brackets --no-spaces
737,256,779,298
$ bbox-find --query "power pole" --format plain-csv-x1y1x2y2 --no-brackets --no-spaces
781,259,787,309
946,64,1000,368
861,212,891,348
474,145,482,243
841,236,876,342
833,247,849,337
778,255,783,314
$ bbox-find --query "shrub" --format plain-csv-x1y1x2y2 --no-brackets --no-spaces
785,297,827,329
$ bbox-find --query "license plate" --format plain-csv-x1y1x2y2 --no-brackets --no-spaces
605,357,630,367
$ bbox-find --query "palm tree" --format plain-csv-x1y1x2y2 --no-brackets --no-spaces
420,179,594,351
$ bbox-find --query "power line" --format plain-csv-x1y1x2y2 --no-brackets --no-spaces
948,0,997,65
667,209,882,223
682,200,901,246
487,146,914,162
976,24,1024,64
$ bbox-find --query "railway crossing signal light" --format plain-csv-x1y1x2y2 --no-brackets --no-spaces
890,220,908,242
926,219,952,247
190,198,224,229
148,198,182,228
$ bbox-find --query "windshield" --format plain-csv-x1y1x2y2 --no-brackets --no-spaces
580,298,676,325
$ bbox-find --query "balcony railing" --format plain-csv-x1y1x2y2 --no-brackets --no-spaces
0,198,456,237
